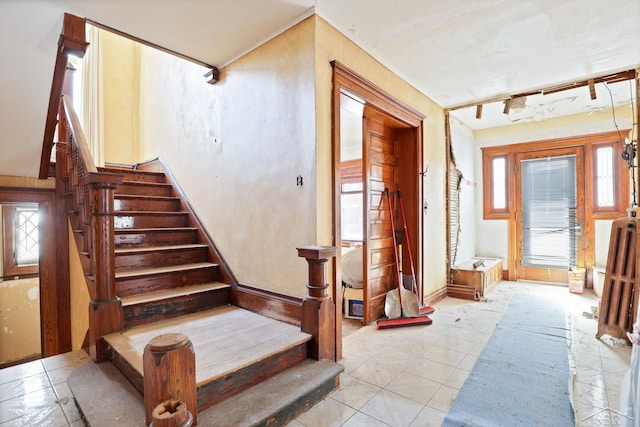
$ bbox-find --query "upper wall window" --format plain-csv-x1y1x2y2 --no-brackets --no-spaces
482,153,510,219
2,204,39,279
592,141,628,217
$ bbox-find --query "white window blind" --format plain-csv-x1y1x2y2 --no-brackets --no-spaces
521,155,577,268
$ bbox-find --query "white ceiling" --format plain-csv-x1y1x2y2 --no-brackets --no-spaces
0,0,639,177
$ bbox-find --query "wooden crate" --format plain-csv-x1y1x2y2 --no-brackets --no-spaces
450,258,503,298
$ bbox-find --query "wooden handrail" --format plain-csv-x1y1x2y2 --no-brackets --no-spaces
39,13,89,179
61,96,98,174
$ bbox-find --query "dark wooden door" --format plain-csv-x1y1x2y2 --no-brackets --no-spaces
363,111,398,324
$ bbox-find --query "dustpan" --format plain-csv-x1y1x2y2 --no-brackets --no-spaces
384,286,419,319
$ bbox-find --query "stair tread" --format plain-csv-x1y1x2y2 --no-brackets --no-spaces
115,243,207,255
120,282,229,306
115,210,187,215
119,181,171,188
115,227,197,233
115,262,217,278
114,194,179,201
104,305,312,386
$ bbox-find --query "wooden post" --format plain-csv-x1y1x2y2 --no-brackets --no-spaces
85,172,124,362
150,400,193,427
297,246,337,361
143,334,197,426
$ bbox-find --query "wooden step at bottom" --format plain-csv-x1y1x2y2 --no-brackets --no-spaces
121,282,231,327
105,306,312,410
68,356,343,427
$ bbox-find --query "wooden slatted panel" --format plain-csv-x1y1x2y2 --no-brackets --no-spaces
449,165,463,267
597,218,640,342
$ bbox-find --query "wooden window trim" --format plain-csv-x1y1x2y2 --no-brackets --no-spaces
2,205,39,279
590,139,629,218
482,130,630,221
482,152,510,219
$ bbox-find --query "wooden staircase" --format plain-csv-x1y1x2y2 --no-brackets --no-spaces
63,160,342,424
41,24,342,425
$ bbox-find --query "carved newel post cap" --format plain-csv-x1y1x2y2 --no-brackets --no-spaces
297,246,337,260
149,399,193,427
147,333,191,352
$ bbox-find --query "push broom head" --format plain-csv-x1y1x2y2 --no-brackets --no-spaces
376,315,433,330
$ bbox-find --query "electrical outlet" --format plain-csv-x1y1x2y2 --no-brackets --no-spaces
297,175,303,186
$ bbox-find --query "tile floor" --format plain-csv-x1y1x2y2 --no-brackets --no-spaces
0,281,633,426
0,350,89,426
292,281,633,427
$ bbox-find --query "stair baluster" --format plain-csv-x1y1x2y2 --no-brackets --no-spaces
58,95,124,361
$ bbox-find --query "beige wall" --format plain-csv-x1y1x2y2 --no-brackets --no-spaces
0,277,40,364
314,16,448,297
137,18,317,297
101,15,448,299
69,223,90,350
102,31,140,165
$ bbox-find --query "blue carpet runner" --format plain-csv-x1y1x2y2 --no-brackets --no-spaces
443,293,574,426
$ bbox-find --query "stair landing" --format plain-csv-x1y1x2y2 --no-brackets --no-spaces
105,305,311,387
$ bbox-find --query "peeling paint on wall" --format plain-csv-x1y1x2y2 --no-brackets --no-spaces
0,277,40,364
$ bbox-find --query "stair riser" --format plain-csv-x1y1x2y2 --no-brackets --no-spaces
196,343,308,412
117,172,165,183
115,214,189,229
123,290,231,328
98,167,166,183
256,373,340,426
108,338,308,408
116,247,209,271
114,198,181,212
115,230,199,247
116,267,219,297
118,183,173,197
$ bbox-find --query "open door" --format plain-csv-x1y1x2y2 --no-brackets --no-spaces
362,110,399,324
332,61,425,359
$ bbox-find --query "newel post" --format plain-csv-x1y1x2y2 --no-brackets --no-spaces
85,172,124,362
144,334,196,427
297,246,337,361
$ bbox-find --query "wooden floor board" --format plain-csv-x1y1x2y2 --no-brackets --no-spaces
104,306,311,385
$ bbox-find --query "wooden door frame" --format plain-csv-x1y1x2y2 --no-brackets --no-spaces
331,61,425,359
0,187,70,358
514,146,586,282
481,130,629,282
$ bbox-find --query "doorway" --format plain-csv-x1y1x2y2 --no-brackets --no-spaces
515,147,586,282
332,62,425,355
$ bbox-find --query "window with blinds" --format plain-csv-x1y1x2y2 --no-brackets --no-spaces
521,155,577,268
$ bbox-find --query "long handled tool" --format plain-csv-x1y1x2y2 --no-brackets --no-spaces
377,188,432,330
397,189,435,316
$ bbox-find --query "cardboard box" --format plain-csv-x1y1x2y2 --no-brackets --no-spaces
344,287,363,319
568,267,585,294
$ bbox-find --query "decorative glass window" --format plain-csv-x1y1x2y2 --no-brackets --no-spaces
15,206,39,266
595,146,615,207
2,204,39,278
